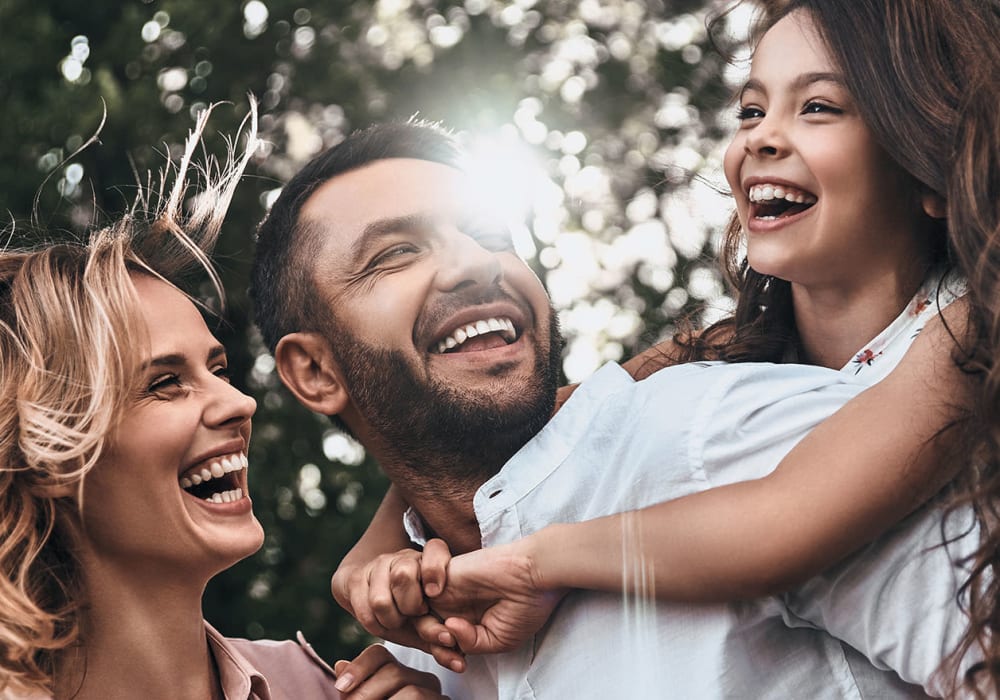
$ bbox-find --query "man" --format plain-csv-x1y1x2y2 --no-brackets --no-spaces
250,122,971,697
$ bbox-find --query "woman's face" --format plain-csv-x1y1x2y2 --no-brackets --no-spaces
81,274,263,577
723,9,928,293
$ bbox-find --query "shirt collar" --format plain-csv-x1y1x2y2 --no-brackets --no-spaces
204,622,271,700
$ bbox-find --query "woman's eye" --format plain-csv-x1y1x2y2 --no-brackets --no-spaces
736,105,764,121
148,374,182,394
213,365,232,383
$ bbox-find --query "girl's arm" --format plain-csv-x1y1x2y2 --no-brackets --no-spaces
331,339,687,630
434,302,971,653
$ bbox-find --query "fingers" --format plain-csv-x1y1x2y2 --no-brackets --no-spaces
368,552,427,630
335,645,446,699
443,616,494,654
420,538,452,598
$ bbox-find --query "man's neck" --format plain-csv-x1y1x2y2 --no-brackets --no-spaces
378,449,507,555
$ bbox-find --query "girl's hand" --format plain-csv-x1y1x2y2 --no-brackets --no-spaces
334,644,450,699
428,536,566,655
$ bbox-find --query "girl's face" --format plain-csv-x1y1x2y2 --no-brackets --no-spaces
723,9,929,293
81,274,263,578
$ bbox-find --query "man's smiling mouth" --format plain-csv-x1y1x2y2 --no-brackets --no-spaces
432,316,519,354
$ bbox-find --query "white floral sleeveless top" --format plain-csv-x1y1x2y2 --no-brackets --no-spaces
840,268,965,385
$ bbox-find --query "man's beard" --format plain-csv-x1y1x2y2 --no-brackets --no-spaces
328,307,563,491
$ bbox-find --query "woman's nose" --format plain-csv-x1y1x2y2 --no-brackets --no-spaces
205,375,257,428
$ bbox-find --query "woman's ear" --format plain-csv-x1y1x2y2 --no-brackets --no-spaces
921,189,947,219
274,332,350,417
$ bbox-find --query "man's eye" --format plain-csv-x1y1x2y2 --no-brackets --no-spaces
213,365,232,383
371,244,418,267
477,234,514,252
468,225,515,252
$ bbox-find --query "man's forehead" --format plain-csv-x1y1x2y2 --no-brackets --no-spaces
300,158,470,236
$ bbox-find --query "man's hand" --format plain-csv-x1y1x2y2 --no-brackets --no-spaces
332,542,465,672
427,538,566,655
334,644,450,699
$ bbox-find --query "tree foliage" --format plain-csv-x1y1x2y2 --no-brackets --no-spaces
0,0,749,662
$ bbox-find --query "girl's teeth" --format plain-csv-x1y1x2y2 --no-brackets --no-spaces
749,184,816,204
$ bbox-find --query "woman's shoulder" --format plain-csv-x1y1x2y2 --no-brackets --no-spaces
206,623,341,699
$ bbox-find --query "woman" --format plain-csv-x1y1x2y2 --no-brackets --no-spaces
0,107,444,699
330,0,999,695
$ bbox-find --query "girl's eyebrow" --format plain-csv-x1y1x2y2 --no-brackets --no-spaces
740,71,846,100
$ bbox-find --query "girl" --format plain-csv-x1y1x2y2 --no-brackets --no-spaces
0,107,444,700
330,0,999,695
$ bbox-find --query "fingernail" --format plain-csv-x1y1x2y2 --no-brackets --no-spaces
450,659,465,673
425,582,441,596
438,631,454,646
334,672,355,692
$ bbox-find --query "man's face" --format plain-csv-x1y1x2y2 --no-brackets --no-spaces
299,158,561,475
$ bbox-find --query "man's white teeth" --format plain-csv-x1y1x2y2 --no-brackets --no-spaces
748,183,816,204
205,488,244,504
435,317,517,354
179,453,248,489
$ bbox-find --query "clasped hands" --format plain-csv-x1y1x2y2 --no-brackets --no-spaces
332,537,566,674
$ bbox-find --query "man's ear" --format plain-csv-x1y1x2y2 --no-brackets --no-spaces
921,189,947,219
275,332,350,416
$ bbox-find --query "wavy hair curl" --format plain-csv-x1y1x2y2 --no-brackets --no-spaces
0,102,258,696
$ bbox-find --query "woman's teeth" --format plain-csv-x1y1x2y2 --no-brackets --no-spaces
435,317,517,354
206,488,244,504
179,454,248,504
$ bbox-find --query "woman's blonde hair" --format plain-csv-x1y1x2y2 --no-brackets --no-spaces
0,102,258,695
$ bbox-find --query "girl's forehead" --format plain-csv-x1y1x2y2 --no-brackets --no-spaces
748,11,837,83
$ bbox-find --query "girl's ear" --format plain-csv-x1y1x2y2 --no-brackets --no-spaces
921,189,947,219
274,332,350,417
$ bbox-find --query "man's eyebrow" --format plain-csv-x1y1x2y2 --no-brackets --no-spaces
740,72,845,99
350,213,434,266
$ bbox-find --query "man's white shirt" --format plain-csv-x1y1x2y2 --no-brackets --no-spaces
395,360,975,698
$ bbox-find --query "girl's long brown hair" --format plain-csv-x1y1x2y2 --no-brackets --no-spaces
693,2,1000,695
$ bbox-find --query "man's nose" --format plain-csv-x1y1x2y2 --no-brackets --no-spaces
433,230,503,292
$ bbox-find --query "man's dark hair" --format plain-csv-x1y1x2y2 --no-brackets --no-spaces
251,120,463,353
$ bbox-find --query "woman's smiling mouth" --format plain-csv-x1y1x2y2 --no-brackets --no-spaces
179,452,248,503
